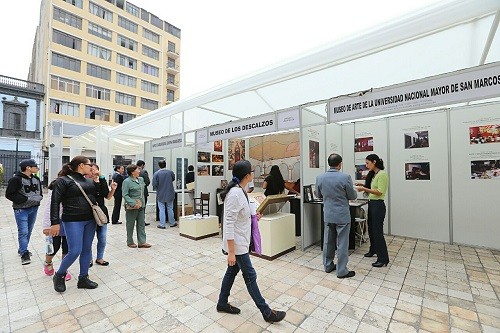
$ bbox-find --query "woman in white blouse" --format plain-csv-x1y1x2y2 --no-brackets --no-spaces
216,160,286,323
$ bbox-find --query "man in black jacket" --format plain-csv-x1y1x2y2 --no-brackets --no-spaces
6,159,43,265
136,160,151,225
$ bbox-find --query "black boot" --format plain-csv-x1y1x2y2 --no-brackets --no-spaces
53,273,66,292
77,275,98,289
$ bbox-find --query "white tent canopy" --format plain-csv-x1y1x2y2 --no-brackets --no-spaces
72,0,500,162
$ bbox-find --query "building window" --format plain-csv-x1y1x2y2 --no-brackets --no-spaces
50,75,80,94
50,99,80,116
142,45,159,60
87,63,111,81
115,92,136,106
167,57,176,69
86,84,110,100
116,0,124,9
125,2,139,17
117,34,137,51
53,7,82,29
150,15,163,29
118,16,138,33
164,22,181,38
141,63,159,77
86,106,110,121
51,52,81,72
115,111,135,124
140,8,149,22
87,43,111,61
167,89,175,102
105,0,114,4
89,2,113,22
53,29,81,50
141,80,158,94
88,22,112,41
168,41,176,53
142,28,159,43
62,0,82,9
141,98,158,110
116,72,137,87
116,53,137,69
167,73,175,85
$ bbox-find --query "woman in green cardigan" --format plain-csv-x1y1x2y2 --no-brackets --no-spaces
122,164,151,248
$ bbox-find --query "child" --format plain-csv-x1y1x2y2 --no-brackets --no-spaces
42,176,71,280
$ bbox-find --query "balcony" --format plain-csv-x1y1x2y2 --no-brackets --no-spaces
0,75,45,97
0,128,40,139
166,64,180,74
166,80,179,89
167,49,179,58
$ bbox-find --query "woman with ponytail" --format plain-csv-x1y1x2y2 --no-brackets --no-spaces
49,155,99,292
217,160,286,323
356,154,390,267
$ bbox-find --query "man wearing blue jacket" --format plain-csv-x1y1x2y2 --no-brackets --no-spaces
152,160,177,228
6,159,43,265
316,154,357,278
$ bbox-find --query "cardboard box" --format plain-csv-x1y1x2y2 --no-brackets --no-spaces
177,205,193,217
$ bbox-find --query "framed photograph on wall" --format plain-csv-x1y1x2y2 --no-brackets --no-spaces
405,162,430,180
220,179,228,189
197,164,210,176
309,140,319,168
354,137,374,152
404,131,429,149
212,165,224,176
197,151,211,163
228,139,245,170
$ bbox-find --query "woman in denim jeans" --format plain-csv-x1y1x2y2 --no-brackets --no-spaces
90,164,117,266
217,160,286,323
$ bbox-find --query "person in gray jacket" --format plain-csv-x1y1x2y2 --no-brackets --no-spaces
316,154,357,278
152,160,177,228
6,159,43,265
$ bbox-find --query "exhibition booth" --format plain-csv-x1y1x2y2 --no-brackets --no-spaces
69,0,500,251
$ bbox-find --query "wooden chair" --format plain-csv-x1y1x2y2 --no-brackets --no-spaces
193,192,210,217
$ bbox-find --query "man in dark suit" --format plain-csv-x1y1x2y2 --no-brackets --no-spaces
136,160,151,226
316,154,357,278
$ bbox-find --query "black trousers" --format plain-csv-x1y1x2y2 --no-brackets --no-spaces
112,195,122,224
367,200,389,263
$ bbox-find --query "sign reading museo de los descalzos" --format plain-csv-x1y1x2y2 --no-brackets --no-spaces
207,114,276,142
328,62,500,122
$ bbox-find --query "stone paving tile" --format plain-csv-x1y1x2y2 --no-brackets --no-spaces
0,196,499,332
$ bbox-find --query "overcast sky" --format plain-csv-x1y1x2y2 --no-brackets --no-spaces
0,0,442,97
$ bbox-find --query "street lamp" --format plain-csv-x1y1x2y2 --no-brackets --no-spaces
13,132,22,170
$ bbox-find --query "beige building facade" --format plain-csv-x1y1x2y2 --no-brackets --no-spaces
28,0,180,166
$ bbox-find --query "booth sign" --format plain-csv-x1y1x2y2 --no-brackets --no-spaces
207,114,276,141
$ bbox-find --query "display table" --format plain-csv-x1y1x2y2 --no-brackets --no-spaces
179,215,219,240
253,212,296,261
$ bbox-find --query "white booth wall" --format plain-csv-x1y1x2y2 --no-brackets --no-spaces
388,111,450,242
450,102,500,249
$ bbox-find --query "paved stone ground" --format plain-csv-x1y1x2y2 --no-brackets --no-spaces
0,195,499,333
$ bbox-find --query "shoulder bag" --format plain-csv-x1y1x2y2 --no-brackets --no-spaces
67,175,108,226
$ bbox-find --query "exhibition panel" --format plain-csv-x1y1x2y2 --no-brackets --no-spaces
389,111,450,242
450,102,500,249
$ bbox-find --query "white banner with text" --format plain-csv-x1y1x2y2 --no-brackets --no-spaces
151,134,183,151
329,62,500,122
207,114,276,141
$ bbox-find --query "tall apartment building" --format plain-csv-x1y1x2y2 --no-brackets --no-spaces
28,0,181,164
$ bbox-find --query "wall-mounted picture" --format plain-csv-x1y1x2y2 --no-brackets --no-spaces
309,140,319,168
354,137,374,152
355,164,369,181
212,154,224,163
214,140,223,152
228,139,245,170
404,131,429,149
197,151,211,163
212,165,224,176
197,164,210,176
469,125,500,144
405,162,430,180
220,179,228,189
470,160,500,179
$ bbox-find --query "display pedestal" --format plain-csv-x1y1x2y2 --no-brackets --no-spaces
253,212,296,261
179,215,219,240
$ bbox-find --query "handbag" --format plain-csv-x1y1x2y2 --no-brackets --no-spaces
125,199,142,210
67,175,109,226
